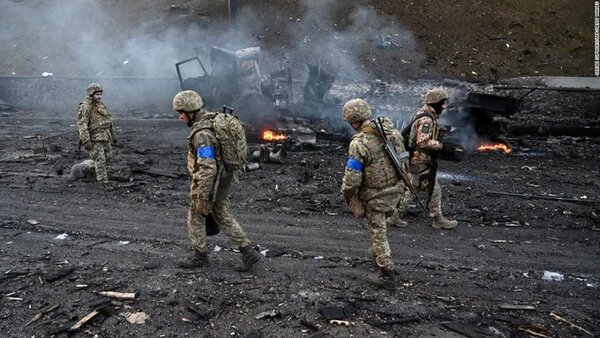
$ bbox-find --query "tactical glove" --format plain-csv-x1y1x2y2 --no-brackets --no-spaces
193,199,213,216
348,195,365,218
83,141,93,151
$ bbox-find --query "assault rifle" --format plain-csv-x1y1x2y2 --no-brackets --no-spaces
375,117,425,209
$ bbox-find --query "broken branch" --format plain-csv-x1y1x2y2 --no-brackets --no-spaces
549,312,593,336
68,310,100,331
25,304,60,326
98,291,136,300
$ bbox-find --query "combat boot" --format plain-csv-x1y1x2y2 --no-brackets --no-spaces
387,213,408,228
100,182,113,191
239,245,262,271
431,214,458,229
368,267,397,290
179,251,208,268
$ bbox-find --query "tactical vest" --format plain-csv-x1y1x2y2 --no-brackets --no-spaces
84,101,112,134
355,129,399,190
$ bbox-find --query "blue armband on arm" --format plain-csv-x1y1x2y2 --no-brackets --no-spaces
346,157,364,172
197,146,215,159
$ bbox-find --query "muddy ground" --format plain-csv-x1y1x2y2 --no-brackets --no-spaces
0,110,598,338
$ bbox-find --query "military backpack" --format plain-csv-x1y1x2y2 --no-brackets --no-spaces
212,111,248,172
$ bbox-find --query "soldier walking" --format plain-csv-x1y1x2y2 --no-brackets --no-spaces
340,98,405,290
173,90,261,271
388,88,458,229
76,83,117,189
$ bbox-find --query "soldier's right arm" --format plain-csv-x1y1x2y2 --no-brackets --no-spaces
190,130,218,208
341,138,369,201
76,102,91,144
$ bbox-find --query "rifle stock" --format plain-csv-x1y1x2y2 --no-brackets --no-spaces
376,117,425,209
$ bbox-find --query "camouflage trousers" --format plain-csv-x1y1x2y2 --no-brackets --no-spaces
366,206,394,270
398,163,442,217
188,197,251,254
89,141,112,184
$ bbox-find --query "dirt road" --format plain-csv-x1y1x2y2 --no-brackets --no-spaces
1,115,598,337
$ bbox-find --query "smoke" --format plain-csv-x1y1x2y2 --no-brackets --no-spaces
0,0,423,117
287,1,421,82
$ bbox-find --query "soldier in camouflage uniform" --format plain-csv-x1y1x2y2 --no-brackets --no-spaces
76,83,117,189
391,88,458,229
340,98,405,290
173,90,261,271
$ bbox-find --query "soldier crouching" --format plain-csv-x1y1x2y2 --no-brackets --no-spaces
340,98,404,290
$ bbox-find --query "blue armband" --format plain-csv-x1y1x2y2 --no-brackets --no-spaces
197,146,215,159
346,157,364,172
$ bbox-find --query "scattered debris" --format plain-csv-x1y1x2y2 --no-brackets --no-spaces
443,321,495,338
242,162,260,172
499,304,536,310
542,271,564,282
70,160,96,180
27,219,39,225
125,311,149,324
488,190,600,205
25,304,60,326
329,320,351,326
549,312,593,336
319,306,348,321
68,310,100,331
519,328,553,338
55,233,68,240
254,309,279,320
98,291,137,300
43,266,75,282
365,316,420,329
299,319,319,331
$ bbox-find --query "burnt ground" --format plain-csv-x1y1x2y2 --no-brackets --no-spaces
0,112,599,338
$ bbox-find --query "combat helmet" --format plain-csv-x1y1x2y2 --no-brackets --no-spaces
172,90,203,112
425,88,449,104
342,98,372,123
86,83,103,96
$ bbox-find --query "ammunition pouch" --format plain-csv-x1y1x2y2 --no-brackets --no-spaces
89,120,112,132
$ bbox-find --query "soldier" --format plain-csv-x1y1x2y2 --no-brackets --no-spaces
173,90,261,271
76,83,117,189
389,88,458,229
340,98,404,290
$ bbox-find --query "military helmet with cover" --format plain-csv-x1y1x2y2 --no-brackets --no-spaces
86,83,103,96
172,90,203,112
342,98,372,123
425,88,449,104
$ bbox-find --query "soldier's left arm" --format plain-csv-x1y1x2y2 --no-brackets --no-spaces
415,117,442,151
341,139,368,201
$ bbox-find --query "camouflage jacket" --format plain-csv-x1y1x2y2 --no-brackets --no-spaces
408,105,442,165
341,118,403,211
187,112,230,203
76,98,116,144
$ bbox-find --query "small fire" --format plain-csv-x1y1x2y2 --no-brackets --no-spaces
477,142,512,155
261,129,288,142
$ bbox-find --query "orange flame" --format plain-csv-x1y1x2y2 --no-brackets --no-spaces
261,129,288,142
477,142,512,155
